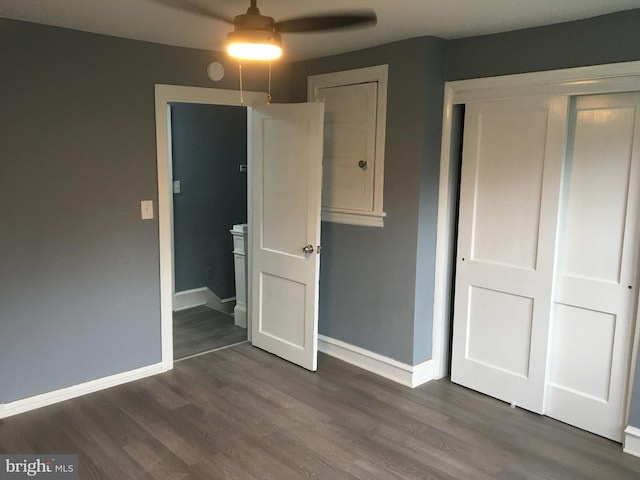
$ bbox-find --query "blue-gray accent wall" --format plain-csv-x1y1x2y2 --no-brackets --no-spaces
446,9,640,81
631,359,640,427
170,103,247,298
287,37,447,365
0,18,271,403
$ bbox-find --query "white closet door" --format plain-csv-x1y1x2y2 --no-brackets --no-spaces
451,97,569,414
546,93,640,441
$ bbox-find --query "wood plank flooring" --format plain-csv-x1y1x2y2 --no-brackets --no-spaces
173,306,247,359
2,344,640,479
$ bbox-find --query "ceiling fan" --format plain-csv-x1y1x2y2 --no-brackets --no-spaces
152,0,377,60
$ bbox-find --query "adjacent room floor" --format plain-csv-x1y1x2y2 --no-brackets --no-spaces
2,343,640,479
173,305,247,360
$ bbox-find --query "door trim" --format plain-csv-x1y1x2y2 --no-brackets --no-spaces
433,60,640,425
154,85,267,370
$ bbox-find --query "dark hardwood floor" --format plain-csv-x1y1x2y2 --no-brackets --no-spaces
2,344,640,479
173,306,247,360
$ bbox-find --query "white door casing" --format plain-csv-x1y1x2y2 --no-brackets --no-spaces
546,92,640,441
154,85,267,369
250,103,324,371
451,96,569,414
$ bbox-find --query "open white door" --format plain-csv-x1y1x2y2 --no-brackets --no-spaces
250,102,324,371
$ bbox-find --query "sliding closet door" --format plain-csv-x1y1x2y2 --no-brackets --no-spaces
546,93,640,441
451,96,569,414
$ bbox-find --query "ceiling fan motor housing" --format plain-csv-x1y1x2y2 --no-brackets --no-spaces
229,12,281,46
234,11,275,31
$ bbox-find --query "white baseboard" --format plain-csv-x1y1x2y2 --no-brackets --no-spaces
173,287,235,314
0,363,168,420
205,290,235,315
173,287,208,311
318,335,435,388
624,426,640,457
234,304,247,328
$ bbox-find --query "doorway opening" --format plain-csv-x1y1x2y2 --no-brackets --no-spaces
154,85,267,370
169,102,248,360
156,85,326,373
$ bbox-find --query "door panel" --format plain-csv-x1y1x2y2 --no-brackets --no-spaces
451,96,569,414
466,287,534,377
250,103,324,371
260,273,306,346
560,100,636,283
470,108,548,269
546,92,640,441
549,304,616,401
318,82,377,212
262,117,310,254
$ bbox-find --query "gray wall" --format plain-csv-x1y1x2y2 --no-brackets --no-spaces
288,37,446,365
0,18,271,403
447,9,640,81
630,357,640,427
170,103,247,298
445,8,640,427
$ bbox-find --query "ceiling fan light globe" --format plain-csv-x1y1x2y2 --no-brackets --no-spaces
226,30,282,61
227,42,282,61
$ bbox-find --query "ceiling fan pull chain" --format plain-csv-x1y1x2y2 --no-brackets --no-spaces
238,62,245,106
268,62,273,104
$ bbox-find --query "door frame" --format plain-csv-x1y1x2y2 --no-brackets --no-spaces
154,85,267,369
432,60,640,431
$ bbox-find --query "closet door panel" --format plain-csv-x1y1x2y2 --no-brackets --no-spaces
470,108,547,270
451,96,569,414
547,92,640,441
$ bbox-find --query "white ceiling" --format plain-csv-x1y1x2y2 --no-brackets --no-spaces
1,0,639,61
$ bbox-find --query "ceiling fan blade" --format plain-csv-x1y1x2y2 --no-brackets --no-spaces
149,0,234,24
275,10,376,33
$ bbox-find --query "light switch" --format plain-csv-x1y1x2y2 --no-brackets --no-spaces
173,180,181,194
141,200,154,220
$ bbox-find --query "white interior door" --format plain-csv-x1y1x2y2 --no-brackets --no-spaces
546,92,640,441
451,96,569,413
250,102,324,371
